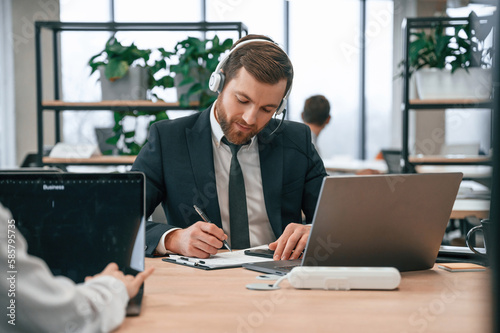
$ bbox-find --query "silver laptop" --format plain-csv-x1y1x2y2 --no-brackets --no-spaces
244,173,463,274
0,172,146,315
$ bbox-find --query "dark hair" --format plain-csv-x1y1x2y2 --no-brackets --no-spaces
302,95,331,126
222,34,293,98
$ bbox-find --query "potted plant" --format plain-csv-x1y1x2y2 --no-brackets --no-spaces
400,11,493,100
87,35,233,155
88,36,173,155
165,35,233,109
89,36,176,99
89,36,150,100
100,109,168,155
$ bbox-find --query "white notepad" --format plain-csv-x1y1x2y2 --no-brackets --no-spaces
49,143,100,158
162,245,273,270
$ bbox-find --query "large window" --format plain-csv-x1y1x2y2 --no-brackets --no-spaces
365,1,394,159
60,0,394,160
288,0,361,159
206,0,285,43
60,1,203,146
60,0,114,146
289,0,393,160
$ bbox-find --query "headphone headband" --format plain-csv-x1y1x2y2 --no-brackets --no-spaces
208,38,292,115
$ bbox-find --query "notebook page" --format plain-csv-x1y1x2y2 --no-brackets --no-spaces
168,245,272,268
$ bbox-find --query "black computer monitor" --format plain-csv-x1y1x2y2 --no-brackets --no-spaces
0,172,145,283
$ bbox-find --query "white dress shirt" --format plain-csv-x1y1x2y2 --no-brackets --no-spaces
0,204,129,333
155,104,276,254
209,104,276,247
310,131,321,156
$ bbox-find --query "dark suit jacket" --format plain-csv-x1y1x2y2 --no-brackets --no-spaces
132,107,327,256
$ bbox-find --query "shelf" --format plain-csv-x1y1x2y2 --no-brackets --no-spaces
36,21,248,33
43,155,136,165
451,199,490,220
35,21,248,167
409,155,492,165
408,99,493,109
415,165,492,179
42,100,200,111
401,15,495,173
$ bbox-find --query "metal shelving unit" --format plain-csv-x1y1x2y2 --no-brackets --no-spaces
35,21,248,166
401,16,494,173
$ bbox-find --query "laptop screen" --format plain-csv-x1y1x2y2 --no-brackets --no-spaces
0,172,145,283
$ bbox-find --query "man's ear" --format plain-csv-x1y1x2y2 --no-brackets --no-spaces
325,115,331,125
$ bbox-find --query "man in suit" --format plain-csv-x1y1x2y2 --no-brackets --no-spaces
132,34,327,260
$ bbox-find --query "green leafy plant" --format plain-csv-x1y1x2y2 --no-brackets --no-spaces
88,36,174,90
88,35,233,155
88,36,151,81
88,36,174,155
398,11,493,78
167,35,233,109
104,110,169,156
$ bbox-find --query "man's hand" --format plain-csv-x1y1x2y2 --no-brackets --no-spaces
164,222,228,258
268,223,311,260
85,262,155,299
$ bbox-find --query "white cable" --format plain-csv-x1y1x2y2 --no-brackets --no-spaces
272,274,290,288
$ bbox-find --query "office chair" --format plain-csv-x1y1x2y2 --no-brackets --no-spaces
381,149,415,174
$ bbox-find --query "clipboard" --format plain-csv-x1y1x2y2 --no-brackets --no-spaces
162,246,273,270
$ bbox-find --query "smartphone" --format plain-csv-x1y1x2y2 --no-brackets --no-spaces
244,248,275,259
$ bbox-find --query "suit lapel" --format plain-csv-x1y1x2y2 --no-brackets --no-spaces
185,108,223,228
258,128,283,238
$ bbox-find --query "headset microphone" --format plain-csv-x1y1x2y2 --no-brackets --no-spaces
268,108,286,137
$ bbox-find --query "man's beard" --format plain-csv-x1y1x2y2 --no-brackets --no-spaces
216,98,268,145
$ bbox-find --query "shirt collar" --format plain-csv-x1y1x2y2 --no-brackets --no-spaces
210,101,257,150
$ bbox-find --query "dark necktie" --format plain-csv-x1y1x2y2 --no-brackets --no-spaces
221,137,250,249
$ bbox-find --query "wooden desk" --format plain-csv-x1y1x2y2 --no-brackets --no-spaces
118,259,491,332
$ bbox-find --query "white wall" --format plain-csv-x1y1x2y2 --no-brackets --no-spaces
11,0,59,166
0,0,16,168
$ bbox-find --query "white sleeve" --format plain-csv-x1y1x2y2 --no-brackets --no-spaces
155,228,181,255
0,204,129,333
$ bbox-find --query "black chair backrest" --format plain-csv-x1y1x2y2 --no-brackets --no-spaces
381,149,415,174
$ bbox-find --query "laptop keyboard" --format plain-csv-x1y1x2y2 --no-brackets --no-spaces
274,264,299,272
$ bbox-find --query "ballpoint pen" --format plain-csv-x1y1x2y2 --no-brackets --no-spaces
193,205,232,252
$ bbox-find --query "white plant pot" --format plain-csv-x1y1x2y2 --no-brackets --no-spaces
174,73,199,103
99,66,149,100
415,68,492,100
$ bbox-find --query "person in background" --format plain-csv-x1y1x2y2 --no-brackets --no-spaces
0,203,154,333
301,95,380,175
301,94,331,156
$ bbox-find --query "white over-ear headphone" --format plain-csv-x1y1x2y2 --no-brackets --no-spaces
208,38,292,116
